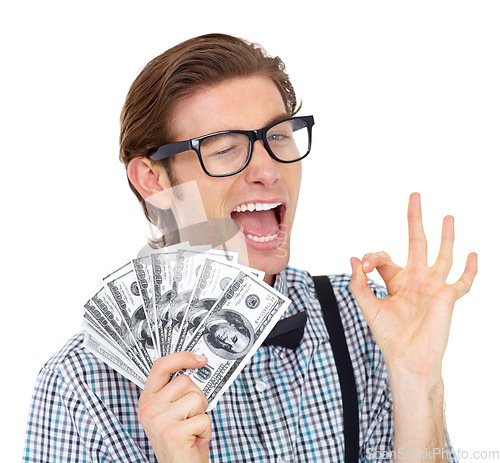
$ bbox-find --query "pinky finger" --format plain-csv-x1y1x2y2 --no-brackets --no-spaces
450,252,478,300
185,413,212,443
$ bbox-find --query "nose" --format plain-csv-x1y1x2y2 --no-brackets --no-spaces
243,140,281,186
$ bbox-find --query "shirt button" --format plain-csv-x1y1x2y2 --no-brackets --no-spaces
255,380,267,392
277,457,286,463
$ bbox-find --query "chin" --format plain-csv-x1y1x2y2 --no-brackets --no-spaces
247,243,291,281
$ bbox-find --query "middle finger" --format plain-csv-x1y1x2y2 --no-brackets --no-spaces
407,193,428,266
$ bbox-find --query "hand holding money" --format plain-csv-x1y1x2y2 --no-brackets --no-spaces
82,243,290,412
138,352,212,463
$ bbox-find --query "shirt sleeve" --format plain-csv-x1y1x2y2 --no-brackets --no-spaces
23,366,109,462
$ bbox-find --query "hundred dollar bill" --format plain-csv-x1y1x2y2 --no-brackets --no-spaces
103,262,158,368
90,283,150,372
132,256,159,355
151,246,236,356
82,312,147,376
144,243,213,355
84,331,146,388
174,257,264,352
150,251,178,356
82,312,119,352
168,249,238,354
84,289,150,377
180,271,290,411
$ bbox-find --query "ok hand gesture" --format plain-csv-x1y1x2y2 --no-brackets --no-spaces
350,193,477,379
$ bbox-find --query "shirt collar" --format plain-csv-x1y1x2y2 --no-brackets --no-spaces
273,270,288,298
271,267,329,346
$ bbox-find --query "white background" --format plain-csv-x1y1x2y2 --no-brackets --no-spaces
2,1,499,460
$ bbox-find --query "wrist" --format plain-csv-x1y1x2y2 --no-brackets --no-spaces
388,365,444,404
389,368,447,458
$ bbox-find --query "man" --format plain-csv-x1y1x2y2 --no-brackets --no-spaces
24,33,477,462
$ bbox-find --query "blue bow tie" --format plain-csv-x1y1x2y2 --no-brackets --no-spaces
262,311,308,349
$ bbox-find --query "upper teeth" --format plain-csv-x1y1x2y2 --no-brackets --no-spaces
233,202,282,212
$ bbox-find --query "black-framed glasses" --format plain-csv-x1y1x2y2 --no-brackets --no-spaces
147,115,315,177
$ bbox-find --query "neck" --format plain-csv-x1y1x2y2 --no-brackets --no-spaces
264,273,276,286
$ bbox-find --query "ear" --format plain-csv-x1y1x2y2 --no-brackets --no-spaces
127,157,171,199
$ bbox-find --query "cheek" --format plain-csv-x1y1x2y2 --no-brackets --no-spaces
285,163,302,202
283,164,302,231
295,165,303,196
197,179,235,218
170,155,231,216
170,151,203,182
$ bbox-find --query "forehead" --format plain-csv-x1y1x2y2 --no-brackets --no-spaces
168,75,287,141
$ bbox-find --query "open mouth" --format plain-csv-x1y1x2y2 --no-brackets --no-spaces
230,202,285,245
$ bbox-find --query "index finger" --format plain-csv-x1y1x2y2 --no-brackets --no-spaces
142,351,207,397
407,192,428,266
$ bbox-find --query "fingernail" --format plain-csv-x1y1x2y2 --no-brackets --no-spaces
363,261,370,269
195,354,207,363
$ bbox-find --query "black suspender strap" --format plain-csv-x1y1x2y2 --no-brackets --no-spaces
313,275,359,463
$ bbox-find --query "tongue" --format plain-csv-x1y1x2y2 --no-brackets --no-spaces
231,209,279,236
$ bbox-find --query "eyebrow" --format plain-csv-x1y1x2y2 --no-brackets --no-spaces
264,112,292,128
187,112,293,138
204,112,292,134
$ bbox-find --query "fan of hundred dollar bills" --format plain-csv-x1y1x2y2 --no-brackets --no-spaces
82,243,291,411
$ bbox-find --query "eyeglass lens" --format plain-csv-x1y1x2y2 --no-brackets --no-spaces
199,118,309,176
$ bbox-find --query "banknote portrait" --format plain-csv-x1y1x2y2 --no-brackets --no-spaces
169,291,193,327
182,298,218,338
155,290,176,329
203,310,254,360
129,305,155,351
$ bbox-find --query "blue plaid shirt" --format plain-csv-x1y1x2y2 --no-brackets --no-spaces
23,268,457,462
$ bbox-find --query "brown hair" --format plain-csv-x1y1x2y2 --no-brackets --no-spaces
119,33,299,224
